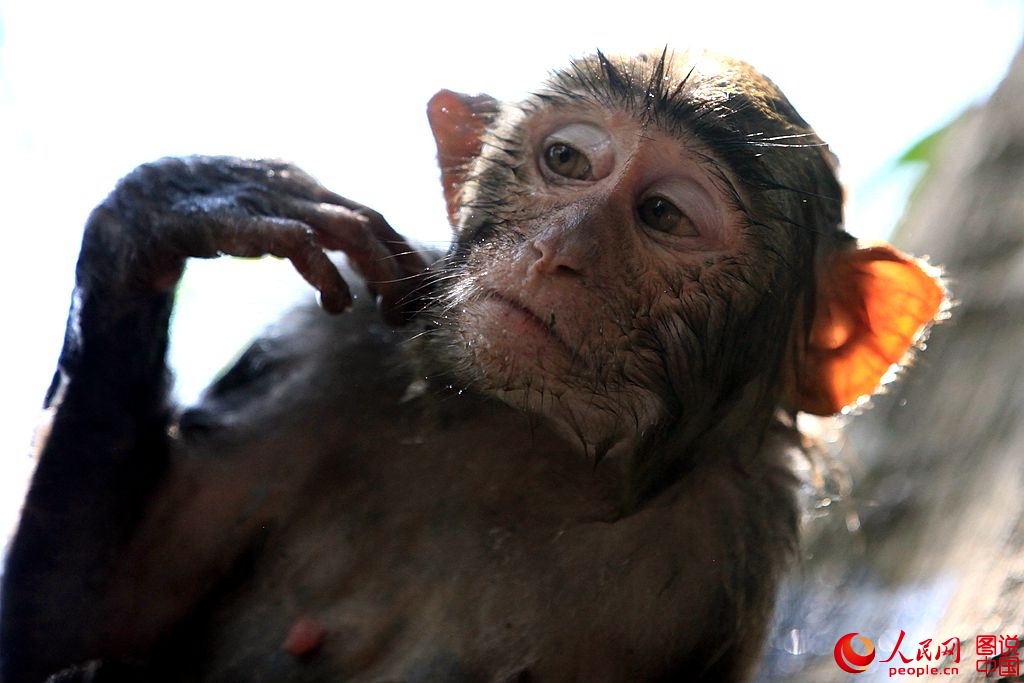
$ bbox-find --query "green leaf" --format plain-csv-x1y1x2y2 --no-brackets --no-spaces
897,122,953,166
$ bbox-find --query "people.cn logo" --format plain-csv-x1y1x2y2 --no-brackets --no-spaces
834,632,877,674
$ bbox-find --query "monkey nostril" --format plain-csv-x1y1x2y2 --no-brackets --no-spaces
529,238,586,278
553,263,583,277
531,249,585,278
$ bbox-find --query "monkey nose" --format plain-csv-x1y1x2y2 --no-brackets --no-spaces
528,227,593,278
524,198,620,278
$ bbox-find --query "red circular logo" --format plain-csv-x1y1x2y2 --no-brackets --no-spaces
834,632,876,674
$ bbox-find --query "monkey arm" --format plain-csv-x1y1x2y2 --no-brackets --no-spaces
0,157,426,682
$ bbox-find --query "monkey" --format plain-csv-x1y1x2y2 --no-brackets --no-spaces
0,49,945,682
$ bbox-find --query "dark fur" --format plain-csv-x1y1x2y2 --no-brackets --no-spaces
3,51,844,681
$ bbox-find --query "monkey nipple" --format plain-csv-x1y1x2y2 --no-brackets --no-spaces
283,616,327,658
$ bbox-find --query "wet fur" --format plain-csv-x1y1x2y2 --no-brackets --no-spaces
3,50,848,681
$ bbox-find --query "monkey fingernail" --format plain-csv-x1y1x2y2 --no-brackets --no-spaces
316,288,352,314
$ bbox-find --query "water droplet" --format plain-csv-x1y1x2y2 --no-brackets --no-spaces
782,628,807,655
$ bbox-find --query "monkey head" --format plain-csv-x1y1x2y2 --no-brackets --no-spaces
424,50,945,472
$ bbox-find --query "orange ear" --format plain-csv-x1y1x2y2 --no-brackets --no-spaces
426,90,499,226
793,242,947,415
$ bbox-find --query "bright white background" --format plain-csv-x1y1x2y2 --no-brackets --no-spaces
0,1,1021,542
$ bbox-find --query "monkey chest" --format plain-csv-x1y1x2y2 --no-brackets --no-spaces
150,399,710,681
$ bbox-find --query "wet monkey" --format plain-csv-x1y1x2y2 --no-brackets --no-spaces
1,50,945,681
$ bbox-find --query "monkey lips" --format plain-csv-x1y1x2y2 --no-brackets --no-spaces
475,291,572,354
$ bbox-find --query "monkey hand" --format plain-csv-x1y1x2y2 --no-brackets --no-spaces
81,156,428,323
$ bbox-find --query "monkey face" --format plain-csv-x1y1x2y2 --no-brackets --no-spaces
433,100,780,458
421,50,899,460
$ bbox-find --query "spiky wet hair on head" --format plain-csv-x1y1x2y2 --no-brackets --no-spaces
537,49,847,251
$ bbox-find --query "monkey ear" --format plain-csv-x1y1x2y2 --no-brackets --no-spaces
427,89,500,226
792,242,947,416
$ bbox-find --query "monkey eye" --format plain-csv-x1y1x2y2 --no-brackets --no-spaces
540,123,614,181
637,196,698,236
544,143,592,180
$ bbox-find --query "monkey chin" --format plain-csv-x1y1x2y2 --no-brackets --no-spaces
451,298,665,464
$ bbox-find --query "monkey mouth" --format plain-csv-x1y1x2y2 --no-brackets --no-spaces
478,291,572,354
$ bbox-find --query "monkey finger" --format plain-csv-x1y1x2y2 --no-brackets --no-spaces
210,214,353,314
274,201,396,280
356,207,430,283
307,190,429,278
255,171,428,280
279,201,421,319
203,165,427,321
306,196,431,321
